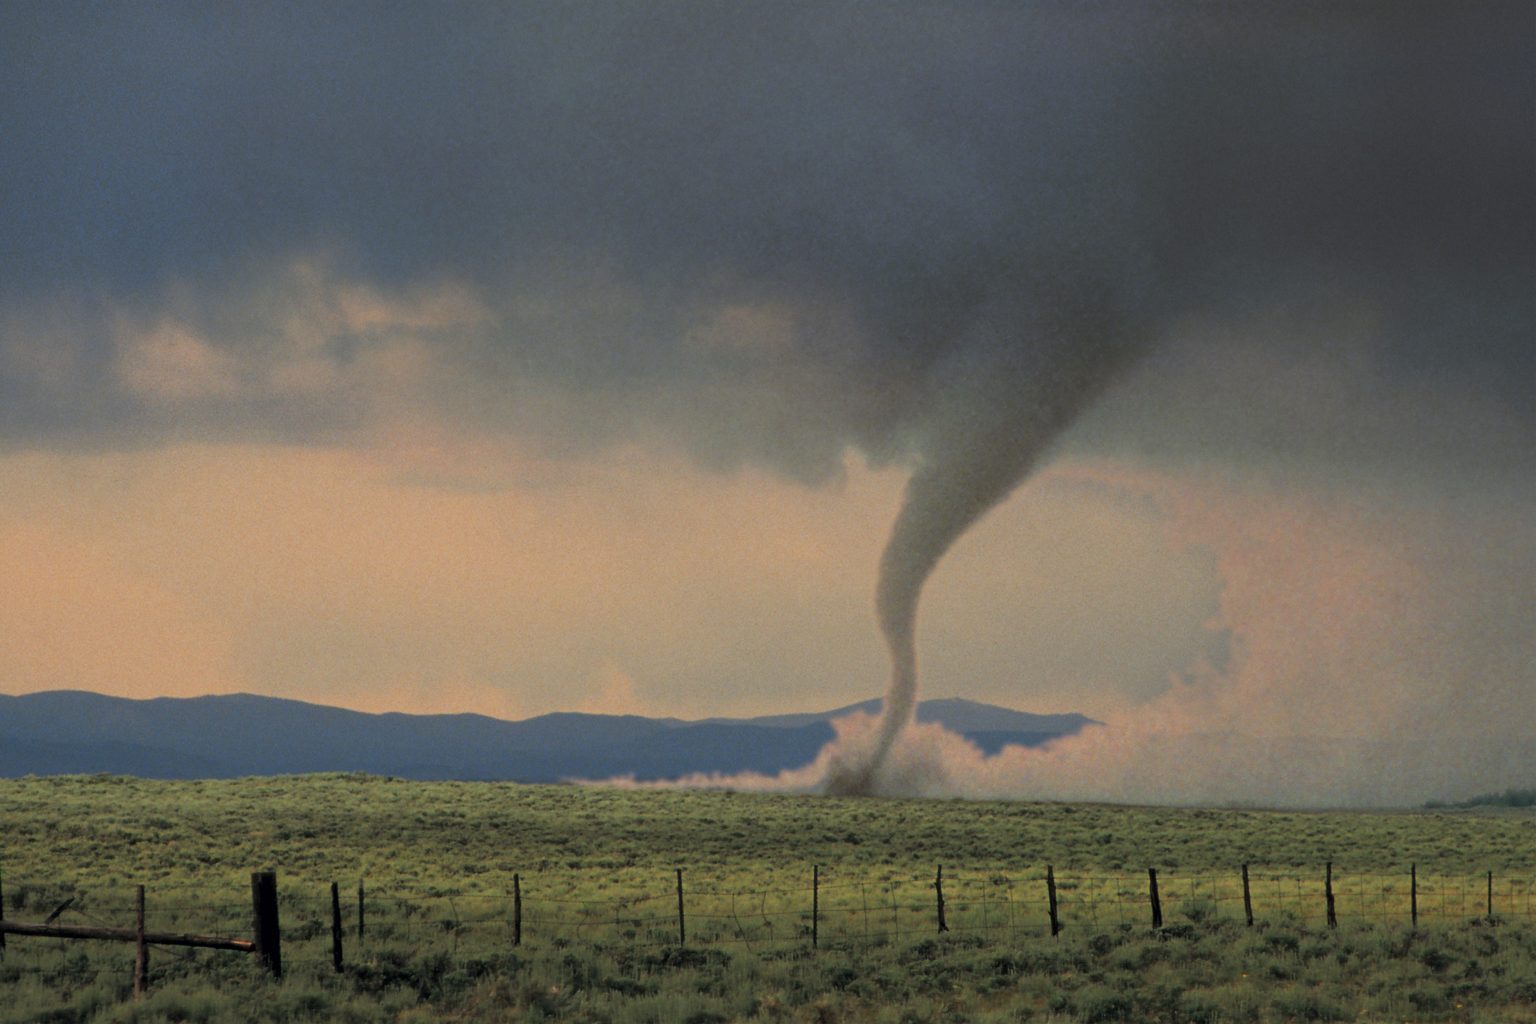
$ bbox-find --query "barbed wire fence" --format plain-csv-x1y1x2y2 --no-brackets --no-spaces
2,865,1532,993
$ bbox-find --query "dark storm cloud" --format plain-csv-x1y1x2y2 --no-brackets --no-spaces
4,4,1141,286
1,2,1531,478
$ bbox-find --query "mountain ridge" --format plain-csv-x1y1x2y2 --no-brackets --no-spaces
0,690,1096,782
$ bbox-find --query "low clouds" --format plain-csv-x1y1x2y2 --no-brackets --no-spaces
4,3,1529,478
1075,312,1536,493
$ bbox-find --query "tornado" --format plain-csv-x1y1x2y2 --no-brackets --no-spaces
823,291,1140,796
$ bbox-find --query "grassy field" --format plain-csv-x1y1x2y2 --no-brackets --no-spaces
1,774,1533,1022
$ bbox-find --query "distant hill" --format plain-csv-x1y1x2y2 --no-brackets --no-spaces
703,697,1095,737
0,690,1096,782
1425,788,1536,809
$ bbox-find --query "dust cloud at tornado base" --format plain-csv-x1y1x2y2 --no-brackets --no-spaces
609,455,1536,807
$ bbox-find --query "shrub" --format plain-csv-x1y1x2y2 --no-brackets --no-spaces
1264,930,1301,954
1272,986,1347,1021
1405,982,1451,1012
1073,983,1133,1023
1179,897,1220,924
1419,946,1455,972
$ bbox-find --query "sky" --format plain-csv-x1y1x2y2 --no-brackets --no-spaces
2,3,1532,804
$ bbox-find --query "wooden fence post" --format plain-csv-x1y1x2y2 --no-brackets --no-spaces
1148,868,1163,929
1242,864,1254,927
811,865,819,949
330,882,343,973
934,865,949,933
1325,863,1337,929
513,873,522,947
675,869,685,946
134,885,149,999
357,878,365,944
1487,871,1494,922
251,871,282,979
1046,865,1060,937
1411,864,1418,928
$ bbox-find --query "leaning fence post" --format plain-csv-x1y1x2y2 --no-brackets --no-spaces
1325,863,1337,929
812,865,819,949
134,885,149,999
1149,868,1163,929
1411,864,1418,928
330,882,343,972
251,871,282,979
676,868,686,946
357,878,365,944
934,865,949,933
1046,865,1060,937
1242,864,1254,927
513,873,522,947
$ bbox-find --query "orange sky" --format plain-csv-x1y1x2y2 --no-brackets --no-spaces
0,441,1222,722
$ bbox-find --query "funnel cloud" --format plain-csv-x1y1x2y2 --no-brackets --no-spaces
828,294,1140,793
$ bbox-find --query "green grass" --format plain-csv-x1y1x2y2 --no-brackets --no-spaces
1,774,1533,1022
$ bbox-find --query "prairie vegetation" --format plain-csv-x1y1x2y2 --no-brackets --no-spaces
1,774,1533,1022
